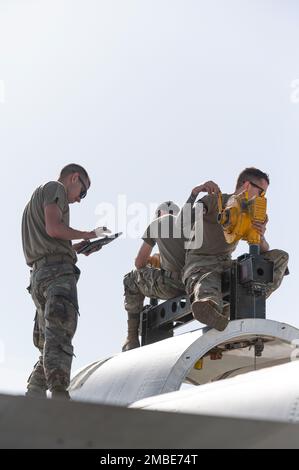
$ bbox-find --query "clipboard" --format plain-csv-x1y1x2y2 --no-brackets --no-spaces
77,232,123,254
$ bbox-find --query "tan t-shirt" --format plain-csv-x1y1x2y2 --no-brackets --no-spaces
142,214,185,273
22,181,77,267
184,193,238,277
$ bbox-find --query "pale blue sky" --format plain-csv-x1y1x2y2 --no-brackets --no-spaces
0,0,298,393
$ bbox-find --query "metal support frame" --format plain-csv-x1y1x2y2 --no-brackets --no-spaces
141,295,192,346
229,253,274,320
141,251,274,346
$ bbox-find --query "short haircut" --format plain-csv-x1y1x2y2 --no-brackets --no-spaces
59,164,91,187
155,201,180,218
236,167,270,190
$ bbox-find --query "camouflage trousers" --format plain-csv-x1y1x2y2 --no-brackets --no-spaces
124,267,185,316
184,249,289,314
27,262,80,394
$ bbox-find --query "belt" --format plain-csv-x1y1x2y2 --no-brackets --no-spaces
32,254,75,270
161,269,182,281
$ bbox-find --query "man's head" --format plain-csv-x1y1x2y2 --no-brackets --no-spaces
235,167,270,198
58,164,91,204
155,201,180,218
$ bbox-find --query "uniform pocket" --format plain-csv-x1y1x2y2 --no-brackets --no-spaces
45,294,78,339
46,276,79,313
33,310,44,349
61,344,75,357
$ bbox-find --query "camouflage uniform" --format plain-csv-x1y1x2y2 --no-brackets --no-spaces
182,193,289,330
184,249,289,319
262,249,289,298
22,181,80,398
184,254,233,314
123,267,185,350
26,257,80,396
123,212,186,351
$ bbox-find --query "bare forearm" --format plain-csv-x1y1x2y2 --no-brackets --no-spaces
47,222,94,241
135,242,153,269
135,259,147,269
260,236,270,253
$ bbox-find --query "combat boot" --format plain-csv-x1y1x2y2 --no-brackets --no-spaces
192,299,229,331
122,313,140,352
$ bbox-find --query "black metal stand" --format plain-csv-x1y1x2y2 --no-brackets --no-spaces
141,295,192,346
229,250,274,320
141,248,274,346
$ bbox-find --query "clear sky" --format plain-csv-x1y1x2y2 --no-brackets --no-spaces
0,0,298,394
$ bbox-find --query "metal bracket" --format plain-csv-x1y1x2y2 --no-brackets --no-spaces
141,253,274,346
141,295,192,346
